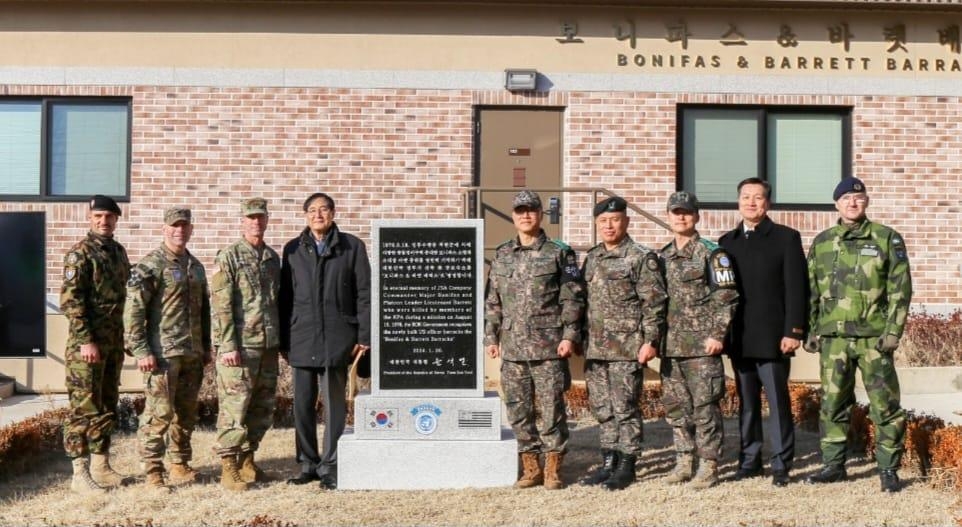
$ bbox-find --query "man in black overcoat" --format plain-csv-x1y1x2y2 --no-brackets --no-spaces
279,192,371,490
718,177,808,487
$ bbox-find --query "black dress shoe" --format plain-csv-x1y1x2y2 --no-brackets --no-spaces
806,464,846,484
880,469,901,493
319,473,337,490
771,469,790,487
733,466,762,481
286,472,320,485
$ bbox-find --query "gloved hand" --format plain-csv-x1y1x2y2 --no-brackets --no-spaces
876,334,900,354
803,334,820,353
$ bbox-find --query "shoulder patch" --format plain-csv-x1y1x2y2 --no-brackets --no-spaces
707,248,736,289
550,239,572,251
64,267,77,282
560,250,581,283
644,251,661,272
65,251,82,266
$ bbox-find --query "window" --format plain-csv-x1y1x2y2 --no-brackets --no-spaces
678,105,851,208
0,98,131,200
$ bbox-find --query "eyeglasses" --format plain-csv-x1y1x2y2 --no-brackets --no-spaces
838,195,868,204
512,208,542,216
306,206,333,216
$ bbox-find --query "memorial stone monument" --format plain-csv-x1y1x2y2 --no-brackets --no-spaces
338,219,516,490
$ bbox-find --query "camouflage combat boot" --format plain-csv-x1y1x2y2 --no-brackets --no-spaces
71,457,106,494
238,451,267,483
168,462,199,485
543,452,565,490
514,452,543,489
664,453,695,484
220,456,250,491
689,458,718,490
581,449,619,486
90,452,126,487
143,462,168,489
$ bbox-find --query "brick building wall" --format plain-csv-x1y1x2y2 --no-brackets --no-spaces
1,84,958,310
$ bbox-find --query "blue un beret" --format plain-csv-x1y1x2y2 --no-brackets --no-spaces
833,177,867,201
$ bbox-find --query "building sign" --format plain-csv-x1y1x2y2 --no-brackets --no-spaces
556,15,962,75
374,221,481,392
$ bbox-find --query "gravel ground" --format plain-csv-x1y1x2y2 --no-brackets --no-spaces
1,418,959,527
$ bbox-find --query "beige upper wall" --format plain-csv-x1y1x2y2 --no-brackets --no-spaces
1,2,961,77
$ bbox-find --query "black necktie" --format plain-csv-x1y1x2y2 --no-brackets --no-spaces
745,229,753,239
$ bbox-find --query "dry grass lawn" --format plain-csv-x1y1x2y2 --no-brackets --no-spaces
1,417,959,527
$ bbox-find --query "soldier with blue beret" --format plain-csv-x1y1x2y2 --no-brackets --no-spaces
805,177,912,493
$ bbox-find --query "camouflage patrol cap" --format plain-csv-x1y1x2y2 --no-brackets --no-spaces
667,191,699,212
164,206,192,225
512,190,543,210
89,195,122,216
593,196,628,217
833,177,867,201
242,197,268,216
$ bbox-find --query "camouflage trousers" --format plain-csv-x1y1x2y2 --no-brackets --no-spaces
585,359,645,455
660,356,725,460
214,348,279,457
138,354,204,467
501,359,570,454
63,344,124,458
819,337,906,469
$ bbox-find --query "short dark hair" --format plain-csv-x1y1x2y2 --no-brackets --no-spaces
737,177,772,200
303,192,335,212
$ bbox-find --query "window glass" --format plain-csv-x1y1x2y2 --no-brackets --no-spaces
768,113,842,205
0,102,42,195
49,102,128,196
682,109,759,203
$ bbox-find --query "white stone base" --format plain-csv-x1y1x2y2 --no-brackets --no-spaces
338,428,518,490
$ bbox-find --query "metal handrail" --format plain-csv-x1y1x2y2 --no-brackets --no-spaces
461,186,671,250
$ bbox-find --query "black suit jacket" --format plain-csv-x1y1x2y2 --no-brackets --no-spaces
718,216,808,360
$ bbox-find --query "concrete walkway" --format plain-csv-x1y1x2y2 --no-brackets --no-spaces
0,393,69,428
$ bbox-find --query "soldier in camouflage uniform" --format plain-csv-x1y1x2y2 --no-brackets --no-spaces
580,196,667,491
805,177,912,493
211,198,281,491
484,190,586,491
659,191,738,489
61,195,130,494
124,207,212,489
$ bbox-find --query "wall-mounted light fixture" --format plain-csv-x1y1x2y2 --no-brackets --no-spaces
504,69,538,91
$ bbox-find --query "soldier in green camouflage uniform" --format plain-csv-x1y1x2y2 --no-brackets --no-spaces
805,177,912,493
484,190,586,491
124,207,212,489
659,191,738,489
61,195,130,494
211,198,281,491
579,196,666,491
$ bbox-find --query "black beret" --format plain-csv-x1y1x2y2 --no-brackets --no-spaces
593,196,628,217
833,177,867,201
89,195,121,216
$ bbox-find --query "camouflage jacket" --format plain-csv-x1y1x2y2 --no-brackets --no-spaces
484,230,586,361
124,244,211,360
660,233,739,358
808,218,913,338
60,232,130,350
211,239,281,354
582,235,667,361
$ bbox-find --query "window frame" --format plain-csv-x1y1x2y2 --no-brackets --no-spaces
0,96,132,203
675,104,852,211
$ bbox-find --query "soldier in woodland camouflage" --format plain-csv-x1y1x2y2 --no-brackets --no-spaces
61,195,130,494
211,198,281,491
659,191,738,489
805,177,912,493
124,207,212,489
484,190,586,491
580,196,666,491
